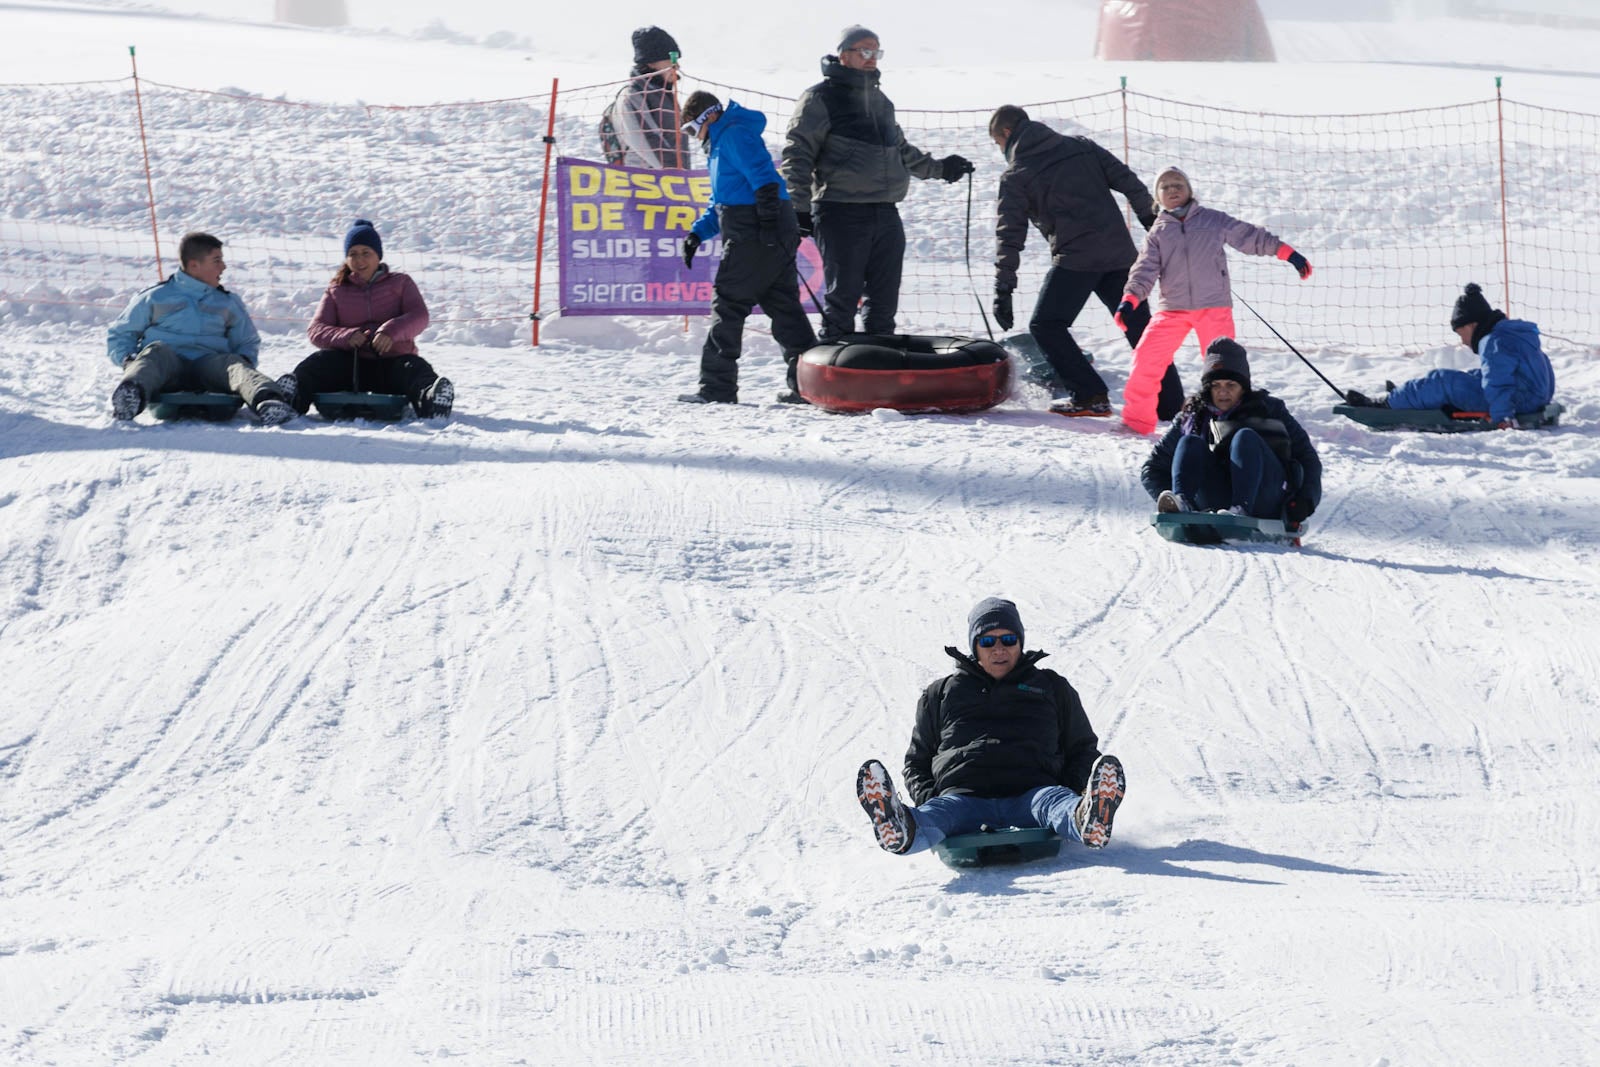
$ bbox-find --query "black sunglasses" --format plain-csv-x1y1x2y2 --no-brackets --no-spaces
976,633,1019,648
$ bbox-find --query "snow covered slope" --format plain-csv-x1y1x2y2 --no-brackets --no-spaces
2,4,1598,1065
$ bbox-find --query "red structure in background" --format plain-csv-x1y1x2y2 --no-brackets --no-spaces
1095,0,1275,62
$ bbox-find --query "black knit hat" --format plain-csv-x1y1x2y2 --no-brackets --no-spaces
343,218,382,260
837,25,878,52
1200,337,1251,391
1450,282,1494,330
632,26,680,67
967,597,1024,654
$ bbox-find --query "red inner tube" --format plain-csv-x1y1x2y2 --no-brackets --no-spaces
797,334,1012,414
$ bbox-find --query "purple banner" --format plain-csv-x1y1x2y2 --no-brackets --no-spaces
555,156,822,317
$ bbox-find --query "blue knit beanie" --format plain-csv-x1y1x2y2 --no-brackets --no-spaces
344,219,382,260
967,597,1024,653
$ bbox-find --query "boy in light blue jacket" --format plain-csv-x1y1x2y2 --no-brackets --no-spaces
106,231,293,423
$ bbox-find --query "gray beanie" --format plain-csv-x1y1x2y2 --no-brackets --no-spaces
967,597,1024,653
838,25,878,52
1200,337,1251,392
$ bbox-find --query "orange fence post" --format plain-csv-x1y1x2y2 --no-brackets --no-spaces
531,77,559,346
1495,75,1511,313
129,46,164,280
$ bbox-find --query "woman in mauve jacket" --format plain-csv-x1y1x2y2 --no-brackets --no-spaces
284,219,453,418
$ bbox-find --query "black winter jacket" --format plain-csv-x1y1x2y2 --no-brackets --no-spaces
780,57,941,214
903,648,1101,806
1139,389,1324,513
994,119,1157,290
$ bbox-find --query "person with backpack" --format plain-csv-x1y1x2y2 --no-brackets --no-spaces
1140,338,1321,525
599,26,689,170
1117,166,1313,435
856,597,1126,857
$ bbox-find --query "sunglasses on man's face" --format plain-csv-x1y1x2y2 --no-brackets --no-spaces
976,633,1019,648
846,47,885,59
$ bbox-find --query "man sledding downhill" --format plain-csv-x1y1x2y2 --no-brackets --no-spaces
1118,166,1313,435
857,598,1126,856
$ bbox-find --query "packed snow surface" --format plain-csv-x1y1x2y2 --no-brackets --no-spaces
2,2,1598,1064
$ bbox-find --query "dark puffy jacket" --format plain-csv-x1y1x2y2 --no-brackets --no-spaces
903,648,1101,806
1140,389,1323,512
994,119,1157,289
609,71,690,170
780,57,941,214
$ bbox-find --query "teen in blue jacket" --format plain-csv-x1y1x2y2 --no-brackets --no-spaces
105,231,292,423
1345,283,1556,428
679,93,817,404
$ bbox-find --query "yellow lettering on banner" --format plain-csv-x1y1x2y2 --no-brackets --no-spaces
638,204,666,229
658,175,690,202
572,203,599,230
570,166,601,197
688,176,712,203
600,202,624,230
603,168,633,198
666,205,698,230
632,173,661,200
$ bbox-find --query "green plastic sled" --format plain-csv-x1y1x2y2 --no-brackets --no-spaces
933,827,1062,870
1333,401,1563,433
150,391,243,422
311,391,410,421
1152,511,1302,546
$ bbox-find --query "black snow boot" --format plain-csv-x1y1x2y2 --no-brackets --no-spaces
1072,754,1125,849
1343,388,1389,408
856,759,916,854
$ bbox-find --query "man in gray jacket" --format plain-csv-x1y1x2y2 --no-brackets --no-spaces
781,26,972,349
989,105,1171,418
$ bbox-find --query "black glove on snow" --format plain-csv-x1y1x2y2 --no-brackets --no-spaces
941,155,975,182
795,211,813,238
1285,497,1313,525
682,234,701,269
993,289,1014,332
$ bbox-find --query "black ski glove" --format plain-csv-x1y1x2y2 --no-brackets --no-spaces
1285,497,1314,524
796,211,814,238
941,155,975,182
993,289,1014,331
682,234,701,269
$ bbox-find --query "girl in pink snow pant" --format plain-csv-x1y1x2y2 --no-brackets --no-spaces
1116,166,1312,434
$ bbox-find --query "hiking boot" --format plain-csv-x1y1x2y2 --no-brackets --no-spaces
256,398,295,425
1156,490,1191,514
1344,388,1388,408
275,373,299,411
419,377,454,418
678,391,735,405
775,388,808,405
1073,754,1125,849
111,380,144,420
1050,393,1113,418
856,759,917,855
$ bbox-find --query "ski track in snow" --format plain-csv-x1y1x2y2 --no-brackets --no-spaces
3,6,1600,1066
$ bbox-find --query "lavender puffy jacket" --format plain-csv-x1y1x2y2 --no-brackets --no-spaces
307,266,430,356
1126,200,1283,312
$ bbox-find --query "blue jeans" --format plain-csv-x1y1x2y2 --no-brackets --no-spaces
1172,427,1287,518
904,786,1083,855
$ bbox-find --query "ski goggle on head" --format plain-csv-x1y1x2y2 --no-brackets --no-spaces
976,633,1020,648
681,104,723,137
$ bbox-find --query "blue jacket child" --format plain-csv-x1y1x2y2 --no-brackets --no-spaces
104,231,291,422
679,94,816,405
1347,283,1555,427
